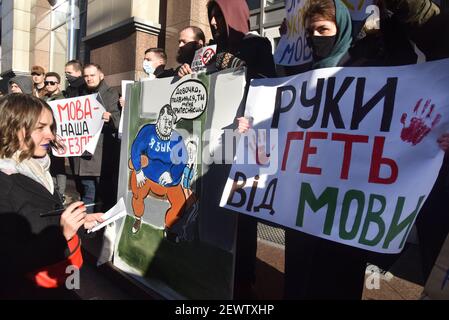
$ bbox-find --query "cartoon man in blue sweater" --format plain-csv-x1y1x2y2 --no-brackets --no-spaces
129,104,187,234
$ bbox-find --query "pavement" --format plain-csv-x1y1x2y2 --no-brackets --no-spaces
254,236,425,300
76,257,133,300
74,236,425,300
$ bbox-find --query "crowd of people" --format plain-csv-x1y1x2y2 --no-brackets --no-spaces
0,0,448,300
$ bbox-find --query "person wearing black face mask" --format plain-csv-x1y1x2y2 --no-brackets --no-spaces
176,26,206,65
283,0,399,301
176,26,206,76
203,0,276,300
306,34,336,62
283,0,449,300
303,0,352,69
64,60,88,98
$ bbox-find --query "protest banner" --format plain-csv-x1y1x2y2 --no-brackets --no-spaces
49,94,106,157
119,80,134,138
274,0,312,66
104,69,246,299
221,58,449,254
191,45,217,73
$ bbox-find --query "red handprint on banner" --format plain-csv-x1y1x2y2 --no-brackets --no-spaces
249,130,275,166
400,98,441,146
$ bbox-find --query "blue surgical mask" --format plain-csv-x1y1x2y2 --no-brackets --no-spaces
143,60,155,75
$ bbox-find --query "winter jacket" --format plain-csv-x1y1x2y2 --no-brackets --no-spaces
0,171,82,298
44,91,66,102
64,76,88,99
211,0,276,80
71,80,121,176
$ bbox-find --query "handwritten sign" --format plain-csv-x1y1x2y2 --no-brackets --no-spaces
191,45,217,73
170,80,208,122
275,0,378,66
221,59,449,254
274,0,312,66
49,94,106,157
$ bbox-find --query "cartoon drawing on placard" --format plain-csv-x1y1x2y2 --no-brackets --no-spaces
129,104,188,241
113,71,247,300
128,79,208,242
179,135,200,241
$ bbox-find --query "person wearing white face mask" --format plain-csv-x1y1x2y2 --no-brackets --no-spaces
119,48,175,109
142,48,175,80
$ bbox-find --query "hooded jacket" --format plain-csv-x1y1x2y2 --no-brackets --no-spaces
8,76,34,95
210,0,276,80
386,0,448,61
342,0,446,67
212,0,250,52
65,75,88,98
208,1,276,295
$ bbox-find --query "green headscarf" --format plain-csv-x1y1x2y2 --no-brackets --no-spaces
312,0,353,69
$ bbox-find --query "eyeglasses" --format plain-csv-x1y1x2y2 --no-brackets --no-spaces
31,72,42,76
44,81,59,86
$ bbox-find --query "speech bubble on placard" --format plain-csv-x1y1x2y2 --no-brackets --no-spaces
170,79,208,122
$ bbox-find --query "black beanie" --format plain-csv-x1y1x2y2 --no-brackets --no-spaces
9,76,34,95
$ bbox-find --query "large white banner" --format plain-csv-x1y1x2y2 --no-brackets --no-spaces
49,94,106,157
221,59,449,254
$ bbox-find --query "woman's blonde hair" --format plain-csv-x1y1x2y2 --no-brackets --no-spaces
0,93,60,161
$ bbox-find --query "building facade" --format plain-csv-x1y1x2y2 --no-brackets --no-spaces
0,0,213,91
1,0,448,92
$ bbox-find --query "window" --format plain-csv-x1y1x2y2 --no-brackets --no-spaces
247,0,261,10
248,0,285,50
50,1,69,77
265,0,284,7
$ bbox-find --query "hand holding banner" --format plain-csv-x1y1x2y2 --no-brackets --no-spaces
221,59,449,254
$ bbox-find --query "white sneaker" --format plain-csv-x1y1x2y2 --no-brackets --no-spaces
132,218,142,234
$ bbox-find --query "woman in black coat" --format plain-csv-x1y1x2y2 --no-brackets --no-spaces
281,0,449,299
0,94,103,299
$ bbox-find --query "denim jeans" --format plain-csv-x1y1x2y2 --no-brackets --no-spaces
80,177,99,213
52,174,67,196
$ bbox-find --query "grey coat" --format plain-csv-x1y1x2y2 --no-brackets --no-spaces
72,81,121,176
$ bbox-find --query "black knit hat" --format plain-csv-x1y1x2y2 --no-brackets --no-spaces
9,76,34,95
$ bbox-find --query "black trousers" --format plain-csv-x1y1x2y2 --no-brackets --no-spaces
284,230,367,300
233,214,258,299
415,156,449,282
